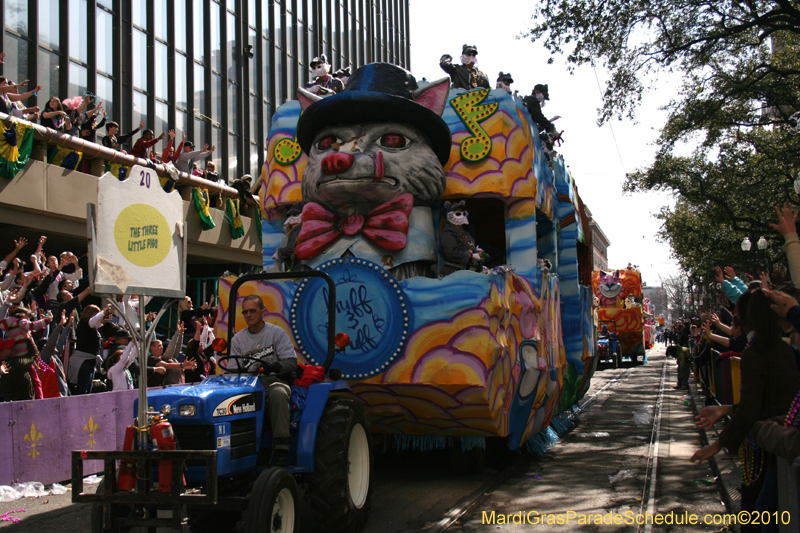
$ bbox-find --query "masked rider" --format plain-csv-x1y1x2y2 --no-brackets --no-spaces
439,200,487,276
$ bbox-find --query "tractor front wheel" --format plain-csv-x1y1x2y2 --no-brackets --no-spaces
246,467,298,533
305,396,373,533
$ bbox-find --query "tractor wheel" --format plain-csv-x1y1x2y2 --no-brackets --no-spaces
91,479,151,533
246,467,298,533
305,396,373,533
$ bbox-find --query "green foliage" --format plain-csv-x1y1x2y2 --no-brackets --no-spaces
525,0,800,283
524,0,800,126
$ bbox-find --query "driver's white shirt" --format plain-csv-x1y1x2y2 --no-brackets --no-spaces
229,322,296,372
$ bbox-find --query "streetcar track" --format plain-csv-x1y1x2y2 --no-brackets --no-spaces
427,365,635,533
639,355,669,533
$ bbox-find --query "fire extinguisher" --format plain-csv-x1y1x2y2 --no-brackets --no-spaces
150,419,179,493
118,425,136,491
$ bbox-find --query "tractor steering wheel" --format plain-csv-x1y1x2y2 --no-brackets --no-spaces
217,355,268,374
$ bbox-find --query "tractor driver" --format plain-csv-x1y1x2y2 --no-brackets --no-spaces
229,294,296,466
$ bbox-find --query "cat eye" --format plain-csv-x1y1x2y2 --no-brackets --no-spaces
379,133,410,149
316,135,341,150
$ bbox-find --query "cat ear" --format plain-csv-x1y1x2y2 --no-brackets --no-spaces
297,87,322,111
412,77,450,117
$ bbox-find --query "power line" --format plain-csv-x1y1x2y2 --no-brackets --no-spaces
592,67,625,168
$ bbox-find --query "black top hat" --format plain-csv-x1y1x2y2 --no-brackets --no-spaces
286,201,304,218
310,54,328,68
296,63,452,165
462,44,478,55
333,67,351,78
533,84,549,100
497,72,514,84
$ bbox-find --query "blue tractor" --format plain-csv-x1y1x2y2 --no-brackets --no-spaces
73,271,373,533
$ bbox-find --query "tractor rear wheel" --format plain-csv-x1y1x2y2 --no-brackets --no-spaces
305,396,373,533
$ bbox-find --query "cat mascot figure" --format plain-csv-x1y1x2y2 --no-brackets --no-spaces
597,270,623,307
293,63,452,280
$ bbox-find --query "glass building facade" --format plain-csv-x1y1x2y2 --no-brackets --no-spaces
1,0,411,182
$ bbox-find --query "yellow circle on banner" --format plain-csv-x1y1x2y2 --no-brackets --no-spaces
114,204,171,267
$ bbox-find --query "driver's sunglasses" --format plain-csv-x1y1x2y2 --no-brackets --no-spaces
242,308,260,315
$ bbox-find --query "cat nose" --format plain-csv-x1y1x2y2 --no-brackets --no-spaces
321,152,354,174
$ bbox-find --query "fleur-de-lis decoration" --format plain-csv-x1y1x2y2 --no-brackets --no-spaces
84,416,100,449
23,423,43,459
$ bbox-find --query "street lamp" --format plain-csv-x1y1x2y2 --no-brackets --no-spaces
741,237,752,252
757,236,768,251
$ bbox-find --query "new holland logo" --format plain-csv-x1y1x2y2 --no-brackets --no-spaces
212,393,260,417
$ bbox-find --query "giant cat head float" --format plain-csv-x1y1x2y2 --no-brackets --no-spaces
597,270,623,307
293,63,452,260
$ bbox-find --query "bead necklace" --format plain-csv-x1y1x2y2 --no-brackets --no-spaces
784,390,800,429
739,334,764,486
740,432,763,486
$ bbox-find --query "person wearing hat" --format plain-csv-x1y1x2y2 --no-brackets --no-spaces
523,83,556,137
439,44,490,90
294,63,452,279
173,140,215,174
332,66,351,87
306,54,344,95
496,72,515,94
230,173,259,205
273,201,304,272
439,201,487,276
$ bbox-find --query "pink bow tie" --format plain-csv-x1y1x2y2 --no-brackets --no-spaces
295,193,413,260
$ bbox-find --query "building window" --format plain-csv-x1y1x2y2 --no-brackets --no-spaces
38,0,60,51
133,29,148,91
68,62,88,99
132,90,148,135
96,9,114,74
68,0,88,64
38,49,60,101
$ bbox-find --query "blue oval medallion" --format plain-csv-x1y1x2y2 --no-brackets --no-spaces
290,258,411,379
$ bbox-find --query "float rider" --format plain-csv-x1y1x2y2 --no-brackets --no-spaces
439,44,490,90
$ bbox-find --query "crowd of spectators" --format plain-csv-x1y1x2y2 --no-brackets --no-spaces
0,235,218,403
654,203,800,532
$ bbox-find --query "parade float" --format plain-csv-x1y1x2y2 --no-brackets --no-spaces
591,268,647,366
215,63,597,456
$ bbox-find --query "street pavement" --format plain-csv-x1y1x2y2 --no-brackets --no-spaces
444,345,731,533
0,345,736,532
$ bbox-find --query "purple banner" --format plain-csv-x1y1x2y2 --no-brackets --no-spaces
0,390,138,485
0,402,14,484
